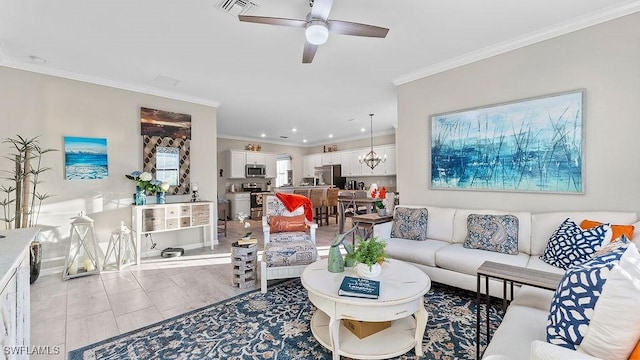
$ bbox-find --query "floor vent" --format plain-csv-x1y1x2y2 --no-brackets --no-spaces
218,0,260,16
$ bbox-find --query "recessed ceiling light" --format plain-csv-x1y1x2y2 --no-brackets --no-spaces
292,128,297,132
261,133,266,137
361,128,366,132
29,55,46,64
303,139,307,143
328,134,333,138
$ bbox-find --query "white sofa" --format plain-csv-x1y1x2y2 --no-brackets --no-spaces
373,204,638,359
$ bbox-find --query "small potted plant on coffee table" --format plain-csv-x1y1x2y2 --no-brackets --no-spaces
353,236,388,278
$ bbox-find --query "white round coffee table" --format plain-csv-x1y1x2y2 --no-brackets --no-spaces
301,259,431,360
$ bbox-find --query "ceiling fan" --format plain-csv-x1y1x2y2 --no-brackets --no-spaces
238,0,389,63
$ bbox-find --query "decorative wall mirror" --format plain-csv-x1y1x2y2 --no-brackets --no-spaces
142,136,191,195
155,146,180,186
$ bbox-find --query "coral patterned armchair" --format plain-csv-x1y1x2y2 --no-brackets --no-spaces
261,194,318,293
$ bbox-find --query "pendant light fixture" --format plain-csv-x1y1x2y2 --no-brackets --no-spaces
359,114,386,170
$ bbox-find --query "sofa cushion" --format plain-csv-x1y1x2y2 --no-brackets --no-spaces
262,239,317,267
384,238,450,267
529,341,600,360
526,256,565,275
531,211,638,256
453,208,532,254
394,205,456,242
391,207,428,241
435,244,529,276
578,243,640,360
546,246,626,350
269,231,310,243
463,214,519,255
539,218,610,270
511,285,556,312
483,305,549,360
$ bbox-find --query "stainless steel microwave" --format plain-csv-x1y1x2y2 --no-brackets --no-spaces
245,164,266,178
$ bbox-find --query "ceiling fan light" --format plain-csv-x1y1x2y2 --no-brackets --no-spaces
305,20,328,45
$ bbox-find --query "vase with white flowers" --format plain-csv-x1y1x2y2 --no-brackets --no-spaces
126,171,154,205
150,180,170,204
237,212,252,240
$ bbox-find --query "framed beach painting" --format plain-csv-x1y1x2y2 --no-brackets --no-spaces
140,107,191,140
430,89,584,194
64,136,108,180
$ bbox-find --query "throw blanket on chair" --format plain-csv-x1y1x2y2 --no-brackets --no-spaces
275,192,313,222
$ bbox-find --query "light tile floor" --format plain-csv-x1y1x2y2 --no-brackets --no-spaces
30,216,344,359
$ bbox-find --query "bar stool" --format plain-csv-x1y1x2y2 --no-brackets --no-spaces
293,189,310,198
326,188,340,224
309,189,328,226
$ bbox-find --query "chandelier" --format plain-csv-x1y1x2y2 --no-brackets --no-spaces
359,113,386,170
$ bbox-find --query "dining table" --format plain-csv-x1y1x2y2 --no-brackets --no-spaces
337,195,379,234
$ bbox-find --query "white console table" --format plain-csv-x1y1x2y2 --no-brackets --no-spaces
131,201,216,264
0,228,35,360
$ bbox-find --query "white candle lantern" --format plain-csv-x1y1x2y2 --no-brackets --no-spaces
103,221,136,271
63,211,101,280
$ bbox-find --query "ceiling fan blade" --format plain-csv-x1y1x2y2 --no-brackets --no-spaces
328,20,389,38
302,41,318,64
310,0,334,21
238,15,307,28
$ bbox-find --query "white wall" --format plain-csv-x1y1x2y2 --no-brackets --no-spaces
397,13,640,213
0,67,217,272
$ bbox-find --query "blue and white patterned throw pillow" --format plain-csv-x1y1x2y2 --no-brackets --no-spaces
539,218,610,270
390,207,428,241
463,214,519,255
546,246,626,349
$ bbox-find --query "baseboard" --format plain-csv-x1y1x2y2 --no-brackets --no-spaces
39,241,214,277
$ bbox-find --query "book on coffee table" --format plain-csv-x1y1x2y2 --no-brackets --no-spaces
338,276,380,299
237,237,257,245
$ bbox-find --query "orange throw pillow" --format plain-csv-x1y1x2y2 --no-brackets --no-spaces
629,341,640,359
270,215,307,233
580,219,635,242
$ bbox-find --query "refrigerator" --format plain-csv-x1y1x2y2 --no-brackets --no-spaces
318,165,346,189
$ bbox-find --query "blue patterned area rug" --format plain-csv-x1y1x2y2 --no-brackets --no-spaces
68,279,502,360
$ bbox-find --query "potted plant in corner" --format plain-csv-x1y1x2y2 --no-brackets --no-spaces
0,135,57,284
352,235,388,278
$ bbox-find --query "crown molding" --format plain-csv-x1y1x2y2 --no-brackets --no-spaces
0,58,221,108
392,1,640,86
218,128,396,148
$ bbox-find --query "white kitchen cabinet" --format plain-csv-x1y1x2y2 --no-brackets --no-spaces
321,152,343,166
361,145,396,176
246,152,266,165
265,153,277,178
224,150,246,179
383,145,396,175
342,150,363,176
303,154,322,178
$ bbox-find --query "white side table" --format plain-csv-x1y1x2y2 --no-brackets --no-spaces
301,259,431,360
